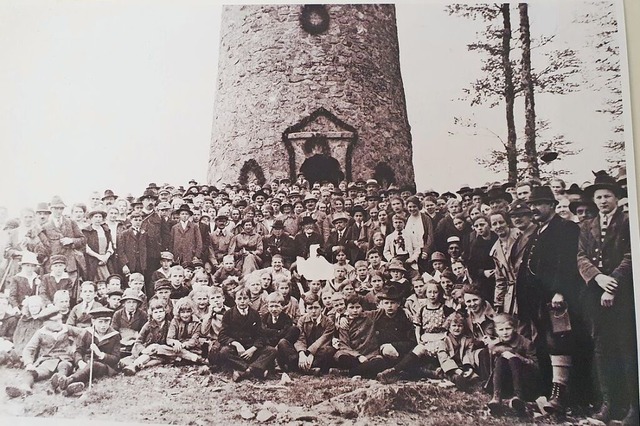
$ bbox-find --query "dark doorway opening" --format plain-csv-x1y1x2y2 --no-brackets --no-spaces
300,154,344,187
373,162,396,189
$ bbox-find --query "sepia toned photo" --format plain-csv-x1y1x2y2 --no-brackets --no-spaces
0,1,638,425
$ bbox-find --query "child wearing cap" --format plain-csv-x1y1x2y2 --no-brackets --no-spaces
5,306,84,398
151,251,174,287
153,278,174,321
112,288,148,353
387,259,411,301
106,289,123,310
67,281,104,328
37,255,73,306
57,306,121,396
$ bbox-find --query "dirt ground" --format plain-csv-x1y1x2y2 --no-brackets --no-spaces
0,365,601,425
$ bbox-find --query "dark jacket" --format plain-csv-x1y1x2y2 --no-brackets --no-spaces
218,306,264,349
294,312,334,355
74,327,121,373
38,217,86,273
117,227,148,274
82,224,115,281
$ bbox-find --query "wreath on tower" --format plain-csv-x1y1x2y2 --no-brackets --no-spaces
299,5,330,35
238,159,266,187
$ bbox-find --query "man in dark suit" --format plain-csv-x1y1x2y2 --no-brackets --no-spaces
140,190,163,285
117,211,148,278
262,220,295,268
344,206,369,264
518,185,581,414
577,172,637,425
324,212,350,261
293,216,323,259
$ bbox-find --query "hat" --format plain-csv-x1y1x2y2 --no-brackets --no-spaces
88,306,114,319
102,189,117,200
331,212,350,224
107,289,123,297
584,170,622,198
176,204,193,215
121,288,143,304
387,184,400,192
214,213,228,221
272,219,285,230
303,194,318,204
365,179,379,187
289,190,301,198
378,284,403,301
387,259,407,272
446,236,461,246
160,251,174,261
365,193,381,202
38,306,62,321
528,186,558,205
154,278,172,292
3,219,19,231
300,216,316,227
19,251,40,266
192,258,204,267
141,189,158,200
430,252,447,262
129,211,143,219
569,196,597,215
486,186,513,204
565,183,583,196
351,205,366,215
158,187,171,195
252,190,268,201
501,181,516,191
470,188,486,198
130,198,143,207
35,202,51,214
157,201,171,210
508,201,533,216
50,255,67,266
280,202,293,212
87,206,107,218
147,182,160,190
457,184,473,195
49,195,66,208
423,189,439,198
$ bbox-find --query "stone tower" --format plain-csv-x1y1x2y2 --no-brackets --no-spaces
208,4,415,188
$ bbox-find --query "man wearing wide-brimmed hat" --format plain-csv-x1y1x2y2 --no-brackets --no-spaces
517,185,582,414
577,171,638,424
38,195,86,284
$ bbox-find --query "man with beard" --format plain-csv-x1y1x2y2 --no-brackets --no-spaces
517,186,582,414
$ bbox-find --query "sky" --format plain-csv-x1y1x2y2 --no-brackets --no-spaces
0,0,634,217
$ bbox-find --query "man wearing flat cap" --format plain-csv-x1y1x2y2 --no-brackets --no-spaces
577,171,637,424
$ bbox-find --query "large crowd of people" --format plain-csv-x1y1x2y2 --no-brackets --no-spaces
0,169,636,424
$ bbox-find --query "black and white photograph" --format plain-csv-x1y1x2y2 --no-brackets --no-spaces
0,1,639,425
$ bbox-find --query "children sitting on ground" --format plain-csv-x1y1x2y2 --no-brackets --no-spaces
436,312,476,391
112,288,148,354
276,293,335,374
218,288,276,382
151,251,174,286
122,298,171,375
246,275,268,315
169,265,190,300
6,306,84,398
263,255,291,287
57,306,121,396
191,271,210,291
127,272,148,310
487,313,539,416
213,255,242,286
261,292,298,349
165,297,206,364
387,259,411,300
201,286,228,368
67,281,104,328
13,295,46,356
152,278,174,321
352,260,371,295
333,295,378,377
405,279,428,325
276,280,301,322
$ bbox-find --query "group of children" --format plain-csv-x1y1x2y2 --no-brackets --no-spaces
0,246,539,418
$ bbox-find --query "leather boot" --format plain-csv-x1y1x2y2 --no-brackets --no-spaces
543,382,567,414
487,389,502,415
590,402,611,424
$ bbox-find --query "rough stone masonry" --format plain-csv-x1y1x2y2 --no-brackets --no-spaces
208,4,415,188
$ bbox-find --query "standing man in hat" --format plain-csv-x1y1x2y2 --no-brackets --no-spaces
117,211,148,280
38,196,86,284
169,204,203,265
262,219,295,268
577,172,638,425
209,214,233,269
517,185,582,414
140,190,163,285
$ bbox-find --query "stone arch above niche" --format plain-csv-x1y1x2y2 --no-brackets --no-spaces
282,107,358,182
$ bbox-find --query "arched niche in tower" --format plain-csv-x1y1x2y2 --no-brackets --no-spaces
238,159,266,186
282,107,358,184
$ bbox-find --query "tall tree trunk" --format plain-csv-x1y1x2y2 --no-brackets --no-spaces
520,3,539,178
501,4,518,182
